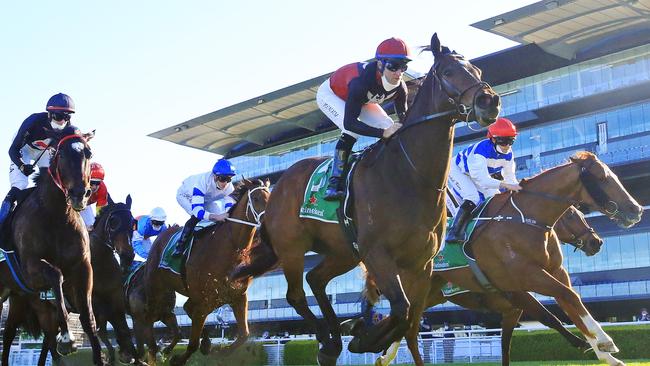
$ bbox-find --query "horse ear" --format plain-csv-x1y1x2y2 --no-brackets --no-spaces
107,194,115,206
265,178,271,188
431,33,442,56
243,177,252,185
126,194,132,209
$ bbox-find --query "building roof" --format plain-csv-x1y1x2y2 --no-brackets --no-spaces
471,0,650,60
151,0,650,158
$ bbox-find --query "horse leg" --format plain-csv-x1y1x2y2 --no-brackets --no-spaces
160,311,182,356
69,265,106,366
199,324,212,355
507,292,588,349
283,255,330,344
107,311,141,365
349,247,411,354
499,308,522,366
523,266,623,366
25,260,76,356
217,294,250,356
1,302,19,366
169,308,208,366
97,320,116,365
305,255,357,364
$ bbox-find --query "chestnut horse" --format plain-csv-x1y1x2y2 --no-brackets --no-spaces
142,178,270,365
371,206,602,366
232,33,501,364
431,152,641,366
7,128,107,365
1,196,141,366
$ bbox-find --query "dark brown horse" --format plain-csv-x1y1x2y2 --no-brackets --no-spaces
370,206,602,366
142,178,270,366
8,128,108,365
0,196,141,366
232,33,501,364
431,152,641,366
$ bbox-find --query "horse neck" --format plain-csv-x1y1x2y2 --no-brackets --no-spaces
37,169,73,217
227,196,257,251
517,164,581,225
386,72,455,194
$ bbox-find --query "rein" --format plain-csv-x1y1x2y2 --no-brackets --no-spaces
48,134,88,197
225,185,268,228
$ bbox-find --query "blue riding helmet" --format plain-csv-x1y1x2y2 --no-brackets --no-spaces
212,159,236,176
46,93,75,113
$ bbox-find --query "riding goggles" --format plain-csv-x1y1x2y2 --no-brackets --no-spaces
216,175,232,183
384,61,408,72
151,220,165,227
494,136,516,146
90,179,102,186
51,112,72,122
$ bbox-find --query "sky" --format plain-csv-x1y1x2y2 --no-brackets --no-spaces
0,0,539,225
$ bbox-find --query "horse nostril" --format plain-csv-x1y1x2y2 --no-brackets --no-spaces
84,189,92,198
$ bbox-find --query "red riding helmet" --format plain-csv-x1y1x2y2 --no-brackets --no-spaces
90,162,105,180
376,37,412,61
487,117,517,138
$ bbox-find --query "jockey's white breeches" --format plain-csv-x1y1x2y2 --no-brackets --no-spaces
176,190,235,218
447,163,500,208
9,146,53,189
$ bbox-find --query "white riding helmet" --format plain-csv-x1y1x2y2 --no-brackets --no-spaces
150,207,167,222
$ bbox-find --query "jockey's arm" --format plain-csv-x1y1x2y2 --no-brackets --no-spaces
466,154,502,191
343,81,384,138
501,158,519,185
393,82,408,121
190,186,212,221
9,115,37,167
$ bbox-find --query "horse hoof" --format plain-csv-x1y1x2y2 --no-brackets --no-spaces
597,340,619,353
169,355,184,366
199,338,212,355
316,350,338,366
118,351,134,365
348,337,361,353
162,346,173,356
56,341,76,356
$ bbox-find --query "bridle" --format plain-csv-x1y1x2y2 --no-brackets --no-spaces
92,207,134,252
48,134,89,199
225,185,269,228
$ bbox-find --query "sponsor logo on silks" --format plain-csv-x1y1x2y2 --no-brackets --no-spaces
300,207,325,217
33,139,51,150
309,195,317,205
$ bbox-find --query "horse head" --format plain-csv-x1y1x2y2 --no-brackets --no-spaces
571,152,642,228
230,178,271,227
95,194,135,273
427,33,501,126
554,206,603,256
48,126,93,211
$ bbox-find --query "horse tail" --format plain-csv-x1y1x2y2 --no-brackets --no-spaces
231,223,278,280
361,263,381,305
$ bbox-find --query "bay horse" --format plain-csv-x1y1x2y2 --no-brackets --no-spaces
142,178,270,366
370,206,602,366
232,33,501,364
0,196,141,366
429,152,641,366
8,127,108,365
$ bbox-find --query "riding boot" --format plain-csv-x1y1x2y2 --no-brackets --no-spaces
324,147,350,201
0,187,20,229
446,200,477,244
172,216,200,257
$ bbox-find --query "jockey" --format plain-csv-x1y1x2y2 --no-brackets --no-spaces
132,207,168,260
446,117,522,243
0,93,75,229
316,37,411,200
80,162,111,230
172,158,236,257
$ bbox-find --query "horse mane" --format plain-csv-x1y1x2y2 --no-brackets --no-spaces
519,150,596,188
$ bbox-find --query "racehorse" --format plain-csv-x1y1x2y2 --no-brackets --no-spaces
231,33,501,364
142,178,270,365
427,152,640,366
368,206,602,366
0,196,141,366
8,127,108,365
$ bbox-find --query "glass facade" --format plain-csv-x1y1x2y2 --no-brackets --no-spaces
225,43,650,322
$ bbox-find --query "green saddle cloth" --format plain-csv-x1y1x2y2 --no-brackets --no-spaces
433,197,492,272
299,159,342,223
441,281,470,297
158,221,217,274
124,261,145,290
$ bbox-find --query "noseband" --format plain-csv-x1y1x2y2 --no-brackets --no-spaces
48,134,89,200
225,185,269,228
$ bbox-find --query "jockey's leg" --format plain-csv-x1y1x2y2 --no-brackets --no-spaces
0,187,20,230
324,133,356,201
446,199,477,243
172,215,199,257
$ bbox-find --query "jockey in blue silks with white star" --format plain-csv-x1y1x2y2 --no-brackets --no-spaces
172,159,236,257
446,117,522,243
132,207,168,260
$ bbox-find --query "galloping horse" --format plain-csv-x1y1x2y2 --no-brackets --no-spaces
8,127,107,365
0,196,139,366
232,33,501,364
432,152,641,366
142,178,270,366
370,206,602,366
